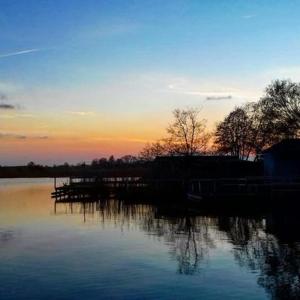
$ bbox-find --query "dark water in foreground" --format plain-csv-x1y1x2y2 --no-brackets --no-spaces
0,179,300,300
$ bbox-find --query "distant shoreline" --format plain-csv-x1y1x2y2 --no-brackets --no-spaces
0,164,148,179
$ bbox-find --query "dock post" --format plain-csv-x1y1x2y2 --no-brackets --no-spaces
198,181,201,194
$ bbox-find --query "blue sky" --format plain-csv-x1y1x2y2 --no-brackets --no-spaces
2,0,300,100
1,0,300,87
1,0,300,164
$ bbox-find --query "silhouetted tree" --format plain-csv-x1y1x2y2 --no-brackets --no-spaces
99,158,107,165
140,141,166,161
215,80,300,160
76,161,86,167
91,159,99,167
27,161,36,167
243,102,274,160
140,108,210,160
260,79,300,140
108,155,115,165
166,108,210,155
215,106,252,159
120,155,138,164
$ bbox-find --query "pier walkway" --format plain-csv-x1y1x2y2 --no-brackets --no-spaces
52,175,300,203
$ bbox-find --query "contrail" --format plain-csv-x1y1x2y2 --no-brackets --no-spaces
206,95,232,101
0,48,41,58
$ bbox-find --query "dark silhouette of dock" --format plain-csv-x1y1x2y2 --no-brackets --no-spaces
52,174,300,208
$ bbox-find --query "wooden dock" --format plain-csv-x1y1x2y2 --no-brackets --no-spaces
52,176,185,201
187,177,300,202
52,175,300,203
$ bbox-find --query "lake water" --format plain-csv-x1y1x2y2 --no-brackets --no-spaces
0,179,299,300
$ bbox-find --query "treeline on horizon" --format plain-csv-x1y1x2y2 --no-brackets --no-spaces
0,154,147,174
0,155,145,169
0,156,149,178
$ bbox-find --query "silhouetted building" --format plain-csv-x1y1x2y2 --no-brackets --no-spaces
153,155,262,179
263,139,300,179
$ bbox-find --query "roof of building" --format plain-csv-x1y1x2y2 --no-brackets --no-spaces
154,155,240,162
263,139,300,155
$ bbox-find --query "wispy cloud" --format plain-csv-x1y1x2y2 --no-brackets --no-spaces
0,132,49,140
167,80,239,98
67,111,95,116
0,93,17,109
0,113,34,120
242,14,256,19
0,133,27,140
0,48,41,59
0,103,15,110
206,95,232,101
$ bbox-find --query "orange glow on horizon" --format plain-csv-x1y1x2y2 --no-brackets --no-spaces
0,108,221,164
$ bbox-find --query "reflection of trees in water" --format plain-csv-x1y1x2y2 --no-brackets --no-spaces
55,200,300,298
218,217,265,270
257,240,300,300
141,215,217,275
220,216,300,300
55,200,218,275
170,217,216,275
55,199,155,230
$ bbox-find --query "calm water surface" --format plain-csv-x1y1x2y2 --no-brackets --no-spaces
0,179,299,300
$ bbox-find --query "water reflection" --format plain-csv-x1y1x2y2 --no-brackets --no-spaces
1,180,299,299
228,214,300,300
55,200,216,275
55,198,300,299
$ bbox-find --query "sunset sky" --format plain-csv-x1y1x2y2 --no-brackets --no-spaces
1,0,300,165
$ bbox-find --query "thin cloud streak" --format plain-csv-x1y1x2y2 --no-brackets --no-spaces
0,133,26,139
0,132,49,140
0,49,41,59
206,95,232,101
67,111,95,116
242,14,256,19
0,103,15,109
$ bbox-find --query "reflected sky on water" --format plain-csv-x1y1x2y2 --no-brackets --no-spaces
0,179,299,300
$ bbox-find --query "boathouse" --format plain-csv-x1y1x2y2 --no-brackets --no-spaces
263,139,300,179
153,155,262,179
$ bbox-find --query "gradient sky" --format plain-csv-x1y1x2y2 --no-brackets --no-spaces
1,0,300,165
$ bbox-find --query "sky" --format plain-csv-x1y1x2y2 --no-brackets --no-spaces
1,0,300,165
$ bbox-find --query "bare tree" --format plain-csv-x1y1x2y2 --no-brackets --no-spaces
166,108,210,155
140,108,210,160
139,141,167,161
